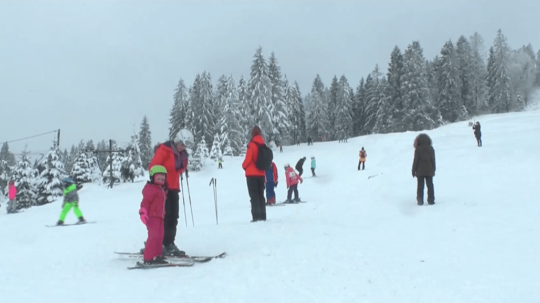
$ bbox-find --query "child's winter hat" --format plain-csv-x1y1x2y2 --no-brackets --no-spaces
284,163,290,168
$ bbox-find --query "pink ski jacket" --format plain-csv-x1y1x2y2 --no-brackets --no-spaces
140,182,167,219
285,167,303,187
8,184,17,200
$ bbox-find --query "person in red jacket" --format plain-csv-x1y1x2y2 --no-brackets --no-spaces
139,165,169,265
242,126,267,222
147,135,189,256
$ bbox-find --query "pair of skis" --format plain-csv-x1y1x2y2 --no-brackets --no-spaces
115,252,226,270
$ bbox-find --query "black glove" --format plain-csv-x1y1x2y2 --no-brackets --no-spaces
275,182,278,187
185,169,189,178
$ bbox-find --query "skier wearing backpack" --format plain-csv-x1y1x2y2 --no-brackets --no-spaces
242,126,268,222
473,121,482,147
358,147,367,170
284,163,303,203
295,157,306,177
57,177,86,225
265,162,278,205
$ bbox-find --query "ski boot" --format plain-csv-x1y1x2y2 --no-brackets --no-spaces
142,256,169,266
164,243,186,257
77,216,86,224
56,220,64,226
293,198,301,203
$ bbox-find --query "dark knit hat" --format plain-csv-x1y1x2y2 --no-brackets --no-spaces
251,126,261,138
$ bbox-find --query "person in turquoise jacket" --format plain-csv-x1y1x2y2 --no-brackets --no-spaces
311,156,317,177
57,177,86,225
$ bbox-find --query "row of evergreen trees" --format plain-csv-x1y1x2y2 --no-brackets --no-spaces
167,30,540,152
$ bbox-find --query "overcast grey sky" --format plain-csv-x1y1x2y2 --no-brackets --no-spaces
1,0,538,157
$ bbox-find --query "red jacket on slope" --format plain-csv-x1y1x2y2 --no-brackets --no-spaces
242,134,266,177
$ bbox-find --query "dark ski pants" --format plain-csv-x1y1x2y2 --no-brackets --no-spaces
218,163,223,169
163,190,180,247
311,168,316,176
297,168,303,177
287,184,299,201
475,135,482,147
358,160,365,170
416,176,435,205
247,176,266,221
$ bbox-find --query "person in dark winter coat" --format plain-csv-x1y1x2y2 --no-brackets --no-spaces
295,157,306,177
358,147,367,170
473,122,482,147
242,126,267,222
412,133,436,205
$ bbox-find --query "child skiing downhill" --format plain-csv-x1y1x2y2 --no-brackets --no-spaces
284,163,303,203
7,180,17,214
311,157,316,177
139,165,169,265
57,178,86,225
265,162,278,205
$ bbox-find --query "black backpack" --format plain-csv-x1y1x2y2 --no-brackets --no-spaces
253,142,273,171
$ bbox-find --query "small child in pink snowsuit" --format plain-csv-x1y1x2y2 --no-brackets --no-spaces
139,165,168,265
7,181,17,214
284,163,303,203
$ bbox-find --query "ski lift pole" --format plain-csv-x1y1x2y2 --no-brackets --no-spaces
186,170,194,226
180,174,188,227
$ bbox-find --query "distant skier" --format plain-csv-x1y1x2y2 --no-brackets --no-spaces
218,158,223,169
412,133,436,206
280,144,283,153
284,163,303,203
358,147,367,170
295,157,306,177
473,121,482,147
311,156,317,177
6,180,17,214
57,177,86,225
265,162,278,205
138,165,169,265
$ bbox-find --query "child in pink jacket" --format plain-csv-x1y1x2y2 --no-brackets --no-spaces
7,180,17,214
138,165,168,266
284,163,303,203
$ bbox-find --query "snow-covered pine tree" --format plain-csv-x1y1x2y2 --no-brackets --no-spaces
328,76,339,139
191,72,215,149
237,75,252,142
487,30,512,113
469,32,488,113
508,45,536,107
0,142,17,167
535,49,540,87
294,82,307,142
456,35,475,117
363,66,384,133
138,115,153,168
214,75,228,138
400,41,436,131
169,79,189,141
209,134,222,161
248,47,274,140
102,144,122,185
334,75,353,138
36,142,65,206
306,75,328,140
188,143,203,172
437,40,466,123
372,76,392,134
0,160,10,197
221,136,234,157
122,133,145,182
71,152,90,183
217,75,244,155
385,46,404,132
353,78,366,136
96,140,108,172
268,52,290,143
12,151,37,210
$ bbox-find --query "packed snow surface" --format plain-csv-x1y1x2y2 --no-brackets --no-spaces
1,108,539,303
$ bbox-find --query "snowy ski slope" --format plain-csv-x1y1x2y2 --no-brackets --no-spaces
1,105,539,303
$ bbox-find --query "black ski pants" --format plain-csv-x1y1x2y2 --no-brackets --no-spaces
287,184,299,201
416,176,435,205
163,190,180,246
246,176,266,221
297,167,304,177
358,161,365,170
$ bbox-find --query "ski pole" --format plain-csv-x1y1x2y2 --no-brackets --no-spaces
186,171,194,226
180,174,187,227
214,178,218,225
